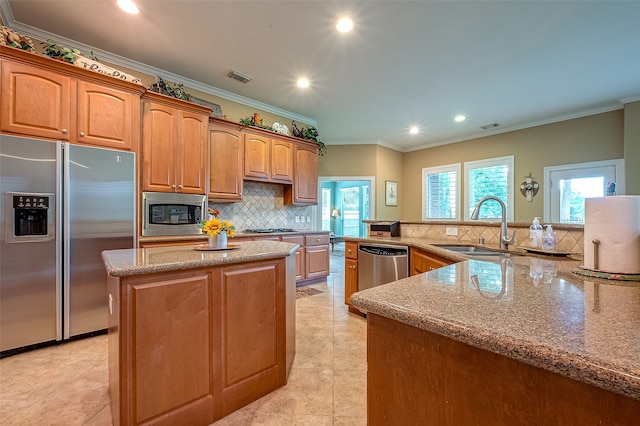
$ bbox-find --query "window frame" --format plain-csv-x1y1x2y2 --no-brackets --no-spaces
421,163,461,221
543,159,625,223
463,155,514,221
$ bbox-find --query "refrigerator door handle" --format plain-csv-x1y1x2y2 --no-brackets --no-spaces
62,143,71,340
56,142,64,342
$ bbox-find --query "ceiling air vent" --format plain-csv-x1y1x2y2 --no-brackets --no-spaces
226,70,253,84
481,123,500,130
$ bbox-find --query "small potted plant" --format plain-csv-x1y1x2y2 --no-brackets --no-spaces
199,208,235,249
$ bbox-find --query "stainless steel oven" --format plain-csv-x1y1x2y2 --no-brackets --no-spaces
142,192,206,236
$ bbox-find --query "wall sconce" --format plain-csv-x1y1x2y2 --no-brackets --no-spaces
519,173,539,202
331,209,340,218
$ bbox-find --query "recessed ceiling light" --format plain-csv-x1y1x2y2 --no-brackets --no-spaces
117,0,139,14
454,115,466,122
409,126,420,135
297,78,310,88
336,18,353,33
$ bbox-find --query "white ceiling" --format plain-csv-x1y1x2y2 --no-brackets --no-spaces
3,0,640,152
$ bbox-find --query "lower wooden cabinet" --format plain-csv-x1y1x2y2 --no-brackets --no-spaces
281,235,305,281
304,234,329,281
108,256,295,425
344,242,360,314
410,247,453,275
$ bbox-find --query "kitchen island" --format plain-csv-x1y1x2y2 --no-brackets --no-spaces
350,249,640,425
102,240,298,426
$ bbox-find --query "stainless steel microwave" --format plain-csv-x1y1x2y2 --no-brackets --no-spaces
142,192,207,236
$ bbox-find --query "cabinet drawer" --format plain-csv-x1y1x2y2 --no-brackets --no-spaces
281,235,304,246
304,234,329,246
345,242,358,259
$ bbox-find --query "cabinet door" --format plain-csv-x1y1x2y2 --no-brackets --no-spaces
128,272,215,425
213,259,286,417
1,61,71,140
208,125,243,202
142,101,177,192
305,244,329,279
177,110,207,194
410,247,452,275
244,132,270,181
345,258,358,306
281,235,305,281
270,138,293,183
285,144,318,205
345,241,358,260
76,81,137,150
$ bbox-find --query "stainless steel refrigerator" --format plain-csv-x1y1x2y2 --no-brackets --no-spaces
0,134,136,353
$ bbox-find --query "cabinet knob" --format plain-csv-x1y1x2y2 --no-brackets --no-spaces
61,128,68,134
317,238,320,242
79,131,85,137
178,184,183,189
172,184,176,189
347,249,352,253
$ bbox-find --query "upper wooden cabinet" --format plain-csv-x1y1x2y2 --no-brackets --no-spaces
1,49,143,150
284,143,319,205
209,120,244,202
244,131,293,184
141,92,210,194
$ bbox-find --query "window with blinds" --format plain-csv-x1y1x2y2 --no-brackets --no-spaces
422,164,460,220
464,156,514,221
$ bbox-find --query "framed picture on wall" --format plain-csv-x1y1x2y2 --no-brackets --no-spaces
385,181,398,206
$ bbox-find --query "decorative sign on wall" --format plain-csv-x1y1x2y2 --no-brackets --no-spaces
74,56,143,85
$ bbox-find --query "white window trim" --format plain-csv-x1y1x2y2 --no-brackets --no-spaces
463,155,514,221
422,163,460,220
543,159,625,223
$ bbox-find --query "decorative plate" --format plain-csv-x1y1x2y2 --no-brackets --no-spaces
272,121,289,135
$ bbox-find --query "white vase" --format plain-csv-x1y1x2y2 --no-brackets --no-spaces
208,232,228,249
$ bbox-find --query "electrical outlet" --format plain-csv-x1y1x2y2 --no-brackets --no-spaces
445,227,458,236
295,216,300,223
306,216,311,223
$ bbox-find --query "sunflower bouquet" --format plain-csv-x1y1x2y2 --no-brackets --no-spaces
199,208,235,238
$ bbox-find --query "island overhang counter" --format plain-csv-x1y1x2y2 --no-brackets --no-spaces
102,240,298,426
351,254,640,425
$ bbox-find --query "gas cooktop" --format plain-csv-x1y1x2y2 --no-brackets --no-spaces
244,228,297,233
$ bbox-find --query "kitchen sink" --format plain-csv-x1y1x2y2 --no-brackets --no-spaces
435,245,504,256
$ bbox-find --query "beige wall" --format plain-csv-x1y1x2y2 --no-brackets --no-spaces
402,110,624,222
624,101,640,195
318,144,404,220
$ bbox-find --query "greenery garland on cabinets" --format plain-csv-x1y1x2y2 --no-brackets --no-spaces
239,117,326,156
147,76,191,101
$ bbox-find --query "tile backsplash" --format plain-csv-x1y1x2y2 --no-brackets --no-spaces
209,181,314,231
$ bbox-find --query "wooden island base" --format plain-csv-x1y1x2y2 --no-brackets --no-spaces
367,313,640,426
107,255,296,425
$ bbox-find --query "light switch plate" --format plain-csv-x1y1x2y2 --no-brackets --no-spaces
445,227,458,236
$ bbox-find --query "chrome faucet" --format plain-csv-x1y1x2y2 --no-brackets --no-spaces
470,196,516,250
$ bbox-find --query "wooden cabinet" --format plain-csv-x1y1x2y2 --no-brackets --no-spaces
284,142,318,205
108,269,216,425
1,56,141,150
281,235,305,281
304,234,329,280
208,121,243,202
410,247,453,275
243,131,293,184
141,92,209,194
108,255,294,425
212,260,287,418
344,242,359,312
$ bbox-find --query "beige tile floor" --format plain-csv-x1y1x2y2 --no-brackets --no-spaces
0,244,368,425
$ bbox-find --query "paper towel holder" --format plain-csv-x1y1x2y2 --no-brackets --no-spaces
519,173,539,202
592,239,600,270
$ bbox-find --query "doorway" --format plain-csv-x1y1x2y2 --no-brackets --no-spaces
318,176,375,238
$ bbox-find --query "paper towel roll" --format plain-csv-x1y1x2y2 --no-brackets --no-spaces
584,196,640,274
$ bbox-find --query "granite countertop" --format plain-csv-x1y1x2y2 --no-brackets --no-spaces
102,240,299,277
349,237,640,401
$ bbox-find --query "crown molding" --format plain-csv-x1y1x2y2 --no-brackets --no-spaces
0,1,316,126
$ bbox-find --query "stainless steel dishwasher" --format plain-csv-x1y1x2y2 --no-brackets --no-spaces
358,243,409,291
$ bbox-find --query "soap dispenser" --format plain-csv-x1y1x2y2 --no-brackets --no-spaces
543,224,556,251
529,217,543,248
